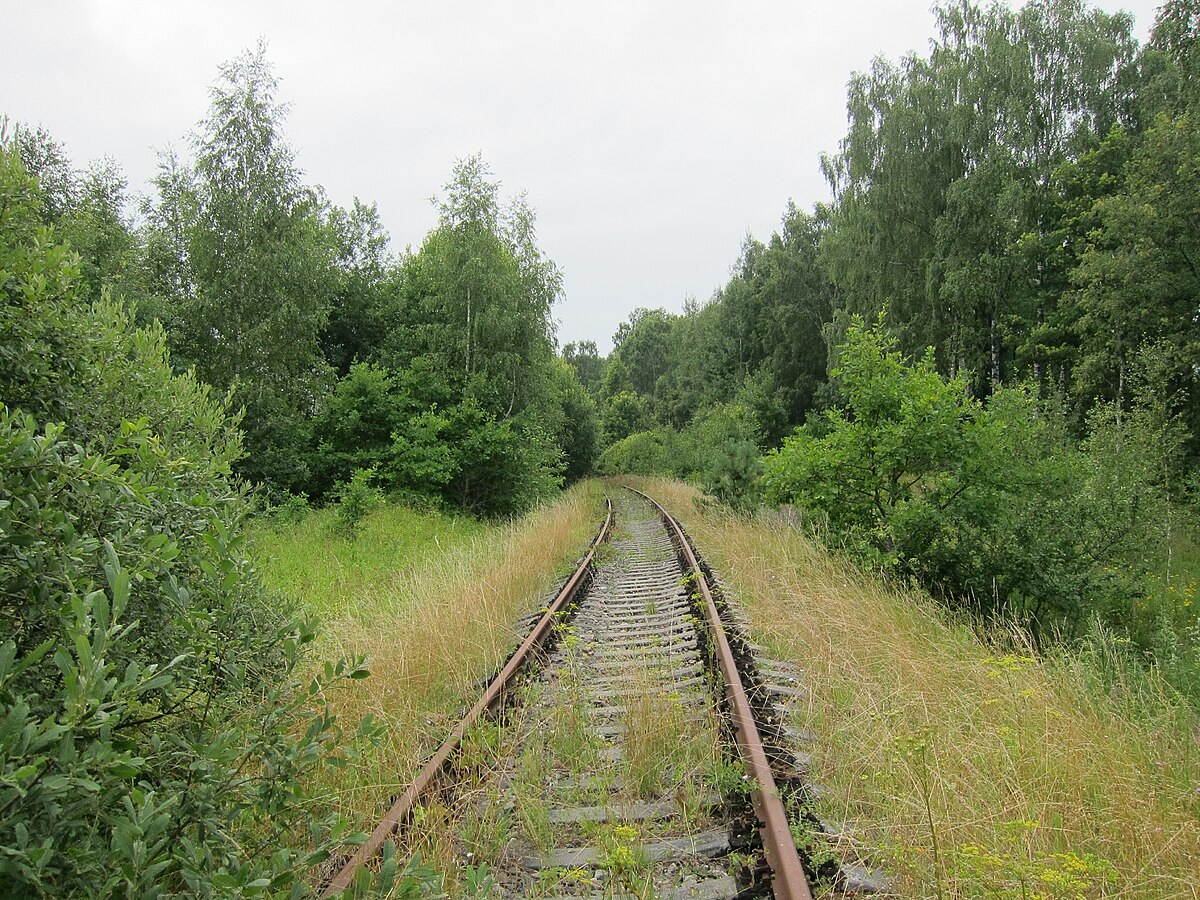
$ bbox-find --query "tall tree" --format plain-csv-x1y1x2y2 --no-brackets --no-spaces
1073,112,1200,445
322,198,393,376
350,154,568,514
392,154,560,418
152,42,336,492
820,0,1138,387
562,340,605,396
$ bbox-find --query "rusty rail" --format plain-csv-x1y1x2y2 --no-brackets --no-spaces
632,487,814,900
320,499,614,897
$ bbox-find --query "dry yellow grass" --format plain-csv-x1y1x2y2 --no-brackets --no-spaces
624,476,1200,899
301,481,606,825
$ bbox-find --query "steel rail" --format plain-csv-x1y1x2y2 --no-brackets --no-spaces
631,487,814,900
320,498,614,897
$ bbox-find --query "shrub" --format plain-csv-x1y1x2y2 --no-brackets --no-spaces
595,428,682,477
0,141,370,895
335,466,384,535
763,317,1174,641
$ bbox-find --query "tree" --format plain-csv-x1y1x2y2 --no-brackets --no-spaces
58,159,142,305
763,317,1172,639
608,308,676,399
156,42,336,493
9,123,75,225
354,154,567,515
820,0,1138,381
601,390,653,446
1145,0,1200,113
322,198,393,376
541,358,600,483
390,155,560,419
562,340,605,395
1073,112,1200,449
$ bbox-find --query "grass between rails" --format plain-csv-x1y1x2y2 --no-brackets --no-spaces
252,480,607,829
623,476,1200,899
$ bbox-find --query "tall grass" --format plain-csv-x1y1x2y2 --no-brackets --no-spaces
252,482,605,826
255,503,487,619
625,476,1200,899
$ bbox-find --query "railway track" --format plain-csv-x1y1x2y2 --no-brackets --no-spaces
322,488,885,898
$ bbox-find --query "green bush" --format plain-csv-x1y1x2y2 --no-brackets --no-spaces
595,404,764,509
387,397,563,517
310,362,401,500
763,317,1175,641
0,141,372,895
595,428,683,477
689,403,763,508
335,466,384,535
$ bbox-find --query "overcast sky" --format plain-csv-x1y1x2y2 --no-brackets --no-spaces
3,1,1163,352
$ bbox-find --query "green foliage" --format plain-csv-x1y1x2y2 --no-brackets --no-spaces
690,404,764,509
310,362,403,499
763,318,1177,639
609,307,675,397
0,143,84,426
0,142,370,894
145,42,337,494
540,358,599,484
322,199,394,377
595,402,763,508
601,390,653,446
596,429,682,478
335,467,384,536
561,340,605,396
764,318,984,568
387,154,560,418
385,398,563,517
9,123,75,225
820,0,1137,381
339,153,569,516
1073,112,1200,449
56,159,142,306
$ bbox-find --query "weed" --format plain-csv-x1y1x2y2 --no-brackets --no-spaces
460,862,495,899
789,816,838,871
459,790,512,867
334,466,384,536
596,824,653,896
705,756,749,802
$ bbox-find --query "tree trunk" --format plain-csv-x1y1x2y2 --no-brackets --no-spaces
990,315,1002,389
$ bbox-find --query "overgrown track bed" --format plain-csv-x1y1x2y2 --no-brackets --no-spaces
323,490,826,898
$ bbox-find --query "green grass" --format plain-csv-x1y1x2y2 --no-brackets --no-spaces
253,503,487,619
1148,521,1200,621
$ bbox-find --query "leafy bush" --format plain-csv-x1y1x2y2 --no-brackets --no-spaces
689,404,763,508
386,397,563,517
601,390,653,445
0,142,370,895
335,466,384,535
310,362,401,500
595,428,685,477
265,491,311,529
595,403,764,509
763,317,1175,640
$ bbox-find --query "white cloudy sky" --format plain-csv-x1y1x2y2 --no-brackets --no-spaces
3,1,1163,352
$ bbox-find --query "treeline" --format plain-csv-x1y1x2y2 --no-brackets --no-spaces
587,0,1200,683
12,42,596,519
